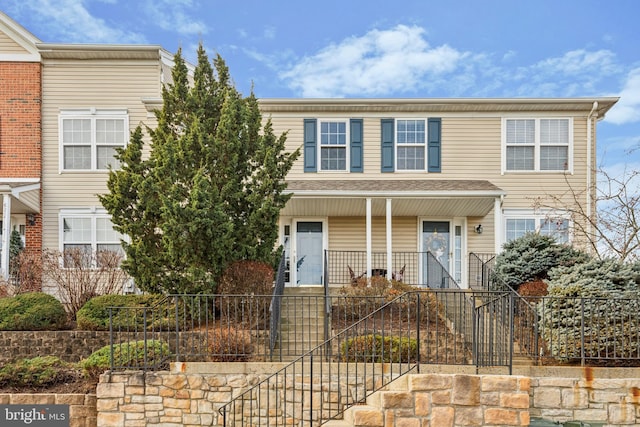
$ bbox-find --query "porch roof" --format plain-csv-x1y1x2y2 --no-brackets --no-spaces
282,179,505,217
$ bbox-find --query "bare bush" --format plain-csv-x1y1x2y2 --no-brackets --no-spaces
42,248,130,319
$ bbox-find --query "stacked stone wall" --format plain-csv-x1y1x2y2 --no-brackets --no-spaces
0,393,96,427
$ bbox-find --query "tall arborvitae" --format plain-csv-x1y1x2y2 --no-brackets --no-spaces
100,47,299,294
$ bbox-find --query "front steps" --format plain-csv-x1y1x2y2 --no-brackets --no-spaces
275,287,326,360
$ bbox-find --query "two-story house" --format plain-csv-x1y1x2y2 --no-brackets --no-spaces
0,11,42,279
0,11,619,292
262,98,617,288
0,11,172,291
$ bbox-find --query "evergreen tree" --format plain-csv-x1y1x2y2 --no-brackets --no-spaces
9,228,24,277
100,47,299,294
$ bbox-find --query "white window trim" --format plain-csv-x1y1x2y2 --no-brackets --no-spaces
58,108,129,173
59,207,124,255
501,117,573,174
317,119,350,172
395,118,427,172
502,209,572,245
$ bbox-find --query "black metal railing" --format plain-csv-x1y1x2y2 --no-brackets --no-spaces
325,250,460,289
269,252,287,359
469,252,496,290
219,289,503,426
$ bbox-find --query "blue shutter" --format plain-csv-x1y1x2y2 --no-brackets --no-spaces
350,119,363,172
381,119,394,172
303,119,317,172
428,118,441,173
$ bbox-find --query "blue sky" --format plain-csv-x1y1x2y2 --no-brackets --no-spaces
2,0,639,175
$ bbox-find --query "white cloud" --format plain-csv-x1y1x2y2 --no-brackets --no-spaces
145,0,207,36
5,0,147,43
280,25,466,97
605,68,640,125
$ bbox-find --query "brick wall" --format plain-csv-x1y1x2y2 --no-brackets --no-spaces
0,61,42,254
0,62,41,179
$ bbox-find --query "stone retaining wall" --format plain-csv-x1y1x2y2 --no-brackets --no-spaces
0,331,113,363
0,393,96,427
95,364,640,427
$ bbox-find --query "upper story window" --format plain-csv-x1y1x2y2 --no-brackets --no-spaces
303,118,363,173
319,120,348,171
59,109,128,172
61,209,124,267
504,118,572,172
396,119,425,170
381,118,441,173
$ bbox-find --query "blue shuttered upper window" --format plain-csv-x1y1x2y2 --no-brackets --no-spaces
381,118,441,173
304,118,363,172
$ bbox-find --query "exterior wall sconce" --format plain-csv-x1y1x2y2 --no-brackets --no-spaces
26,213,36,226
475,224,483,234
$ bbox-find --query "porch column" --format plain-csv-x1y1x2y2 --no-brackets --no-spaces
1,193,11,280
366,198,372,278
386,198,392,280
494,197,502,253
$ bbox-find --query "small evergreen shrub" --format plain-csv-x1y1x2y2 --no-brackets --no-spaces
79,340,171,378
207,326,252,362
76,294,165,330
341,334,418,363
539,258,640,362
0,356,78,388
0,292,67,330
493,233,589,291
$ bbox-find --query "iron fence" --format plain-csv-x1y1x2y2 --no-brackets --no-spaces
218,290,505,427
468,252,496,290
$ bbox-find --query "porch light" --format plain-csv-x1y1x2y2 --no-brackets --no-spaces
26,213,36,226
475,224,483,234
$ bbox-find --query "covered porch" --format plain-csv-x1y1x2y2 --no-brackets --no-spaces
0,179,41,280
279,179,506,289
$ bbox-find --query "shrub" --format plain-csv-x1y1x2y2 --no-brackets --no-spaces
334,279,417,323
76,294,165,330
207,326,252,362
493,233,589,291
0,292,67,330
217,260,274,295
341,334,418,363
0,356,79,388
79,340,171,378
217,260,274,329
539,258,640,362
42,248,130,320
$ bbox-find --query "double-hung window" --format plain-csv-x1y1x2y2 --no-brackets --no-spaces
61,210,124,267
319,120,348,171
504,210,570,243
396,119,425,170
504,118,571,172
381,118,441,173
59,109,128,171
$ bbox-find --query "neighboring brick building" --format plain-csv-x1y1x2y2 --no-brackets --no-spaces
0,11,42,278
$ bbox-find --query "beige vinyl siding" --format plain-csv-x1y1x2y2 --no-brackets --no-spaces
328,216,418,252
0,29,29,54
41,59,162,251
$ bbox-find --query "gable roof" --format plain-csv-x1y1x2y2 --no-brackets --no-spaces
0,11,41,62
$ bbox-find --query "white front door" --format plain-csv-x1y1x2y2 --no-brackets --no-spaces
293,221,324,286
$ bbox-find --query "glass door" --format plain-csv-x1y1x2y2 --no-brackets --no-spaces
294,221,324,286
422,221,451,288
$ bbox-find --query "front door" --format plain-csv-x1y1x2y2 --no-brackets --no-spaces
422,221,451,288
294,221,324,286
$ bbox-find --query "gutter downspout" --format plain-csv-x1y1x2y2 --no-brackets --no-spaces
587,101,598,251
